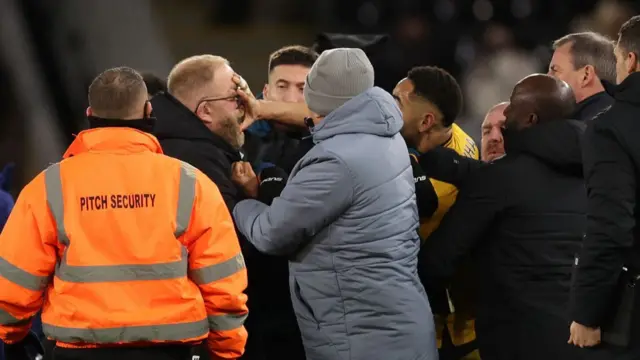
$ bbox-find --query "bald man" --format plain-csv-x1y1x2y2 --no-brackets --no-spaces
480,102,508,162
419,74,587,359
503,74,576,130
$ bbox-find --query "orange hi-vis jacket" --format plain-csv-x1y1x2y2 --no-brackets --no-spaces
0,127,248,358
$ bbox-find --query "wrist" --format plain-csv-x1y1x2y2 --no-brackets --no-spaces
247,180,259,198
255,99,266,119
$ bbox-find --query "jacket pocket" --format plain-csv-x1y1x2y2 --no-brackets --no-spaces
291,276,346,359
292,276,320,328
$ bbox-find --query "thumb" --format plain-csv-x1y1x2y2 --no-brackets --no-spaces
237,89,252,103
232,162,243,175
243,162,254,174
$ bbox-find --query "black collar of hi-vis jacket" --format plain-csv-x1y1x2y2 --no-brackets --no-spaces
87,116,156,133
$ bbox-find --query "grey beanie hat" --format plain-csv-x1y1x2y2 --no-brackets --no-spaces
304,48,375,116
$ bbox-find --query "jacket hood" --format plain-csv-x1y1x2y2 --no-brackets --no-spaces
151,92,238,155
503,119,585,176
311,87,403,143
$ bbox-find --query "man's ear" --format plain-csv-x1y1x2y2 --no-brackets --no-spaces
582,65,596,87
86,107,92,117
527,113,539,126
418,113,436,133
196,103,213,124
628,52,639,74
262,84,269,99
145,101,153,117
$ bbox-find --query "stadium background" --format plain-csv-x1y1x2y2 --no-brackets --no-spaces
0,0,637,191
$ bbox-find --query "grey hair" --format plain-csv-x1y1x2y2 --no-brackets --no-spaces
553,32,616,83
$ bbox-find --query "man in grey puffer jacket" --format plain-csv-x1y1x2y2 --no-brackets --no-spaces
233,48,438,360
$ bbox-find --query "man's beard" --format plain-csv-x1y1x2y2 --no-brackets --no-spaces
215,114,245,150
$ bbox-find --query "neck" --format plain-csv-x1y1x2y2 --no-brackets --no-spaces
576,83,605,103
87,116,155,133
416,127,453,153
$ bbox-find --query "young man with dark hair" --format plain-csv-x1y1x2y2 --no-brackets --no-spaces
241,44,317,360
264,45,317,102
393,66,478,239
243,45,318,173
549,32,615,121
393,66,480,360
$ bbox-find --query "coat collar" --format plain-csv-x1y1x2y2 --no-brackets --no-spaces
64,127,163,158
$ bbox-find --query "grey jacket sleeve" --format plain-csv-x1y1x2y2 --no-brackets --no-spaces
233,151,354,256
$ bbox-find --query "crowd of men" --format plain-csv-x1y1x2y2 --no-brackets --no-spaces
1,13,640,360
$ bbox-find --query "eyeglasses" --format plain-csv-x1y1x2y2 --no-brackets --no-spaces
195,95,243,114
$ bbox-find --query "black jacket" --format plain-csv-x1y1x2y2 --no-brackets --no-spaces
419,146,485,188
571,72,640,328
420,90,613,187
421,119,587,321
243,125,314,174
152,93,244,211
151,93,295,322
573,90,614,122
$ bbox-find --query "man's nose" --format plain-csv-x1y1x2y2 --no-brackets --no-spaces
490,129,503,142
283,89,304,103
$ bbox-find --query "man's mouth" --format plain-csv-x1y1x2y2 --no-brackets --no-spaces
485,147,503,156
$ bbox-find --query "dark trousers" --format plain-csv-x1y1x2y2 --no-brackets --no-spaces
476,310,589,360
582,343,640,360
583,317,640,360
51,343,209,360
240,313,306,360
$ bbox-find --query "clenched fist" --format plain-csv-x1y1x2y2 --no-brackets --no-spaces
232,161,259,198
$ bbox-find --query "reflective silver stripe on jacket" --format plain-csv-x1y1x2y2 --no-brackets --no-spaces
208,313,248,331
0,308,31,326
189,253,246,285
40,161,246,341
43,319,210,344
0,256,49,291
43,161,197,283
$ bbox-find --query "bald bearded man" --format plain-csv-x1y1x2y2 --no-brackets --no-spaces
420,74,588,360
481,102,508,162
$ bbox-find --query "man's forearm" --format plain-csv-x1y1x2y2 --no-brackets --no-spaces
257,100,309,128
